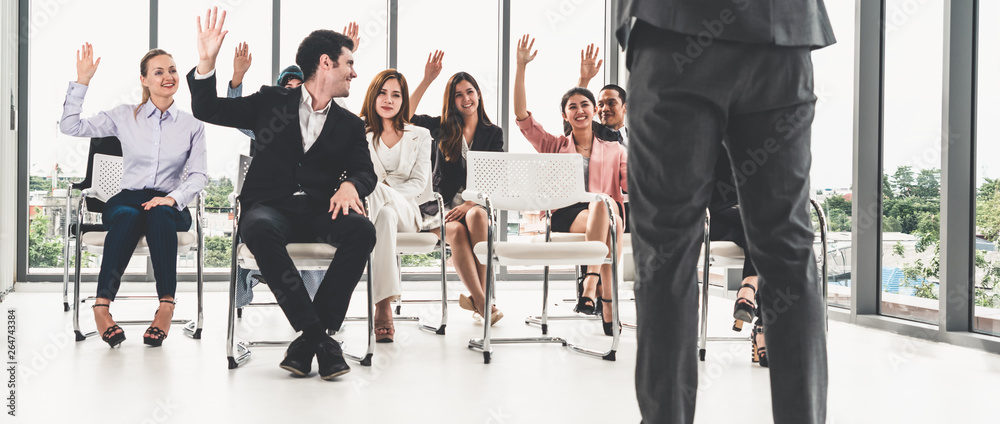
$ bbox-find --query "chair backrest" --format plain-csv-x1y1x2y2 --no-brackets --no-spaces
465,151,586,211
91,154,124,203
74,136,123,212
235,154,252,195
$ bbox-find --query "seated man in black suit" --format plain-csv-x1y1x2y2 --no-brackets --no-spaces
188,7,376,380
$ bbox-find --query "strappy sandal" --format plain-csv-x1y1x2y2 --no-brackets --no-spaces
574,272,601,315
92,304,125,348
375,320,395,343
459,293,504,326
143,299,175,347
599,298,621,336
751,319,768,368
732,283,757,331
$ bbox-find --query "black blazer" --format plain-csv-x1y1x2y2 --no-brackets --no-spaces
410,114,504,205
187,68,376,211
617,0,836,49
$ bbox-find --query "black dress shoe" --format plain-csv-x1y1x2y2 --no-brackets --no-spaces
279,334,315,377
316,338,351,380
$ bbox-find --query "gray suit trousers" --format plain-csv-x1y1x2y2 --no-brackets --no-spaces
626,23,828,424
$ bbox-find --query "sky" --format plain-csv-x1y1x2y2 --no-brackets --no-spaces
24,0,999,191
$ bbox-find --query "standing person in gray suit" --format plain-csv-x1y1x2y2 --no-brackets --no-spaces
616,1,835,423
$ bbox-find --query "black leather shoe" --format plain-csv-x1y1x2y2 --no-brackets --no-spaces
279,334,315,377
316,338,351,380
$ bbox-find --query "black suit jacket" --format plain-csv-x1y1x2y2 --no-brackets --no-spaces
187,68,376,211
617,0,836,49
410,114,504,204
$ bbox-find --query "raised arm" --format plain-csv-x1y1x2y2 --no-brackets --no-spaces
189,8,257,130
343,22,360,53
513,34,537,121
408,50,443,119
196,6,228,75
577,43,602,88
60,43,118,138
230,41,251,89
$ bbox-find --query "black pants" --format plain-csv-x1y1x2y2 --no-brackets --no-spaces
627,23,828,424
709,205,757,280
240,194,376,332
97,189,192,301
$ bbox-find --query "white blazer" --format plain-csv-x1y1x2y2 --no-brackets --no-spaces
366,123,433,203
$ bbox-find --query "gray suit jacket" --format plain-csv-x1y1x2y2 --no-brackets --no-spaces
617,0,836,49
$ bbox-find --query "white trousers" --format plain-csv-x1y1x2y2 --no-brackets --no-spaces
369,184,420,304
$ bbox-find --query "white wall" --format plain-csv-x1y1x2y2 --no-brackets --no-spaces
1,0,19,294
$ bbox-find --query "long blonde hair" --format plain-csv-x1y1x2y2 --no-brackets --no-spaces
134,49,172,119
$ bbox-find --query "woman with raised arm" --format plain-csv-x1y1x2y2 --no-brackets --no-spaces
408,51,505,325
60,43,208,347
358,69,432,342
513,35,627,336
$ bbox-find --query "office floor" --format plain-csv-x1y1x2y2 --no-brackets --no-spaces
3,285,999,423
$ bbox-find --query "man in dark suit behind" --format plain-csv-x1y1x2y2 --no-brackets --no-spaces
617,1,835,423
188,8,376,380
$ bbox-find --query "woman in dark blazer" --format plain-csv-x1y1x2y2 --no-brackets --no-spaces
408,51,505,325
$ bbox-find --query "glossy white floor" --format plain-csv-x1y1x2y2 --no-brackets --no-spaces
3,284,999,423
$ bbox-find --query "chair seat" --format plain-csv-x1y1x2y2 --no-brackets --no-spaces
474,240,608,266
396,232,441,255
237,243,339,271
530,232,632,254
81,231,197,255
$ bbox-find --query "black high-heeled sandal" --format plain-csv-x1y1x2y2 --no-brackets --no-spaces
93,304,125,348
574,272,601,315
732,283,757,331
599,298,622,336
751,319,768,367
143,299,176,347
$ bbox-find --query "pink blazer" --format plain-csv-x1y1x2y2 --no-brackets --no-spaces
516,112,628,207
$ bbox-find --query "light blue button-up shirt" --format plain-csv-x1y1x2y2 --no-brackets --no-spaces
60,81,208,210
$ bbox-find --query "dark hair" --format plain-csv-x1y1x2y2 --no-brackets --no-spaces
439,72,492,163
560,87,596,113
359,69,410,141
295,30,354,82
135,49,173,119
600,84,627,104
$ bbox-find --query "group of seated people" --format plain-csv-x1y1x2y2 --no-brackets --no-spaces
59,8,764,380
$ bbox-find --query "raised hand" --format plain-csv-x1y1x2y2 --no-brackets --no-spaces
516,34,537,67
343,22,360,53
579,43,602,86
75,43,101,86
196,6,228,74
423,50,444,82
233,42,252,75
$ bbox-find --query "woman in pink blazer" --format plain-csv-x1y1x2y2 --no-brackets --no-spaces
513,35,627,336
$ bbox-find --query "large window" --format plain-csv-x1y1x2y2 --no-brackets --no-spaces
505,0,606,274
27,0,150,275
811,0,856,308
397,0,499,120
158,0,274,273
975,1,1000,336
880,0,944,324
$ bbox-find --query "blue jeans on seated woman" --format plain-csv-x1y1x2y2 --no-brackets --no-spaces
96,189,192,301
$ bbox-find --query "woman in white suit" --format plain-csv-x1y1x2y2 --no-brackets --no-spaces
359,69,433,343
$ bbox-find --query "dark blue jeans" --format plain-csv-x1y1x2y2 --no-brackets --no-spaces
96,189,192,301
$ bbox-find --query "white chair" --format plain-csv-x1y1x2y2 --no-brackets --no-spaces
71,153,205,342
389,185,449,334
226,155,375,369
463,151,621,364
